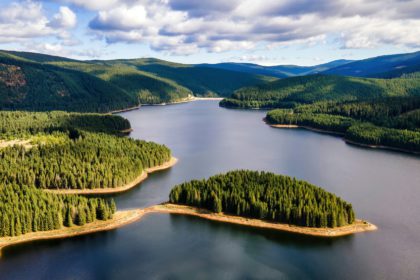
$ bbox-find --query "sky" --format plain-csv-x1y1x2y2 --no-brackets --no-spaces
0,0,419,66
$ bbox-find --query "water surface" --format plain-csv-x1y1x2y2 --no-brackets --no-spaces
1,101,420,279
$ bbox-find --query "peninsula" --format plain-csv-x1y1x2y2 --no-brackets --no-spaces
45,157,178,195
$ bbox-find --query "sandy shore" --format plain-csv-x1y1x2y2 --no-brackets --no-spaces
0,209,146,257
269,123,345,136
147,203,377,237
0,203,377,255
192,97,224,101
142,96,223,106
44,157,178,195
108,105,141,114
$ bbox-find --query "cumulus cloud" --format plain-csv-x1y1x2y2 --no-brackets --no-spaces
77,0,420,55
2,0,420,57
49,6,77,29
0,1,77,44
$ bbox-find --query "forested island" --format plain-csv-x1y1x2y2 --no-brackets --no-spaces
164,170,376,235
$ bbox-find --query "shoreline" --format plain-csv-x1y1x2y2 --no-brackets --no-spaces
114,96,223,111
0,203,378,256
44,157,178,195
267,122,419,155
147,204,377,237
108,105,141,114
344,139,420,155
0,209,146,257
142,96,223,106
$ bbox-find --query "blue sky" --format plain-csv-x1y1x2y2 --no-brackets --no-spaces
0,0,419,65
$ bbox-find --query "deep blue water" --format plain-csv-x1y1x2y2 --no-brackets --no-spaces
1,101,420,279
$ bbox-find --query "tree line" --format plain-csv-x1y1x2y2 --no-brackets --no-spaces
170,170,355,228
0,111,131,138
0,131,171,190
0,184,115,237
220,74,420,110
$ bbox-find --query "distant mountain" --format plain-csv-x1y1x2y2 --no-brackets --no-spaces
124,58,277,97
199,60,353,78
323,51,420,78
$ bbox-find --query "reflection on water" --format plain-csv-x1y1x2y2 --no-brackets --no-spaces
1,101,420,280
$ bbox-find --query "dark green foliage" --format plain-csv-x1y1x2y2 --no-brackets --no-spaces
48,61,193,104
0,132,171,189
222,73,420,152
0,111,171,190
346,123,420,151
0,55,137,112
169,170,355,228
266,106,420,152
0,111,131,138
266,110,355,133
1,50,276,108
0,184,115,237
221,74,420,109
136,63,275,97
294,97,420,131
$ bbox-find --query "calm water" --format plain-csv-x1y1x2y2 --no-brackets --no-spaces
1,101,420,279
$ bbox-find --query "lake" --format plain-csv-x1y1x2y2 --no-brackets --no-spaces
1,100,420,279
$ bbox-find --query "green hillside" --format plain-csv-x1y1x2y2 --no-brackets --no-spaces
47,60,193,104
116,58,277,97
0,53,137,112
0,50,277,110
220,74,420,109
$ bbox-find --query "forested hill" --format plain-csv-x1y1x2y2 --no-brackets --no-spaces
220,74,420,109
169,170,355,228
0,50,278,111
108,58,277,97
0,50,193,110
0,53,137,112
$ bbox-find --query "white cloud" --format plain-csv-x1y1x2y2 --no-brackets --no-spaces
49,6,77,29
0,1,78,44
2,0,420,57
57,0,123,11
79,0,420,55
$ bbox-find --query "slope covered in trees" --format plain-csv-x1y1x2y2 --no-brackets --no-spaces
132,59,277,97
0,53,137,112
0,184,115,237
266,101,420,153
48,60,193,104
220,74,420,109
0,111,171,190
169,170,355,228
0,111,131,137
0,50,277,109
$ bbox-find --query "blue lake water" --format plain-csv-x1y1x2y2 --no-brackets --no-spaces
1,101,420,279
